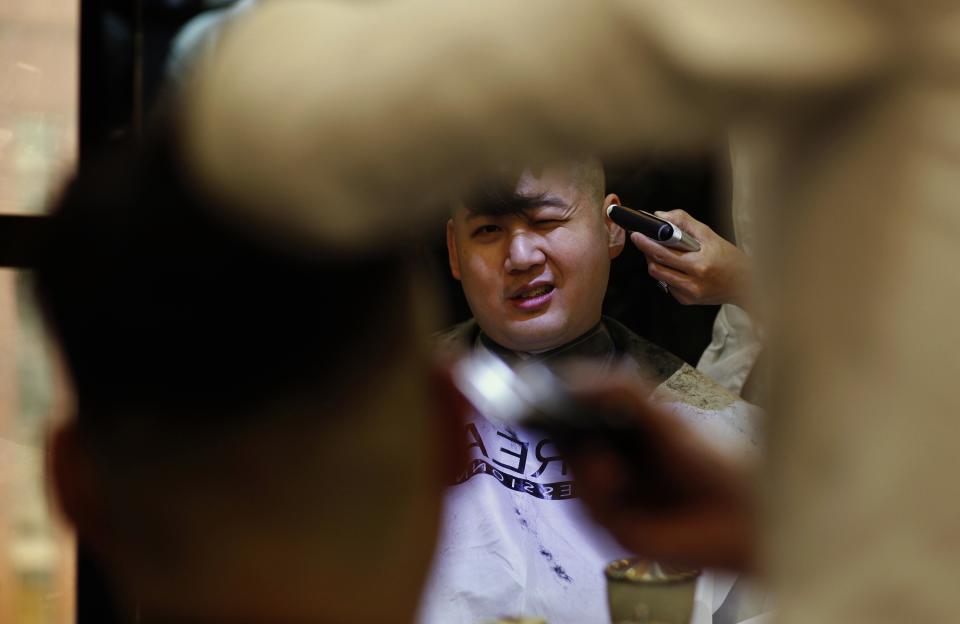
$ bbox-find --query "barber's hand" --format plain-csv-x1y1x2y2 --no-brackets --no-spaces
565,373,755,572
630,209,752,310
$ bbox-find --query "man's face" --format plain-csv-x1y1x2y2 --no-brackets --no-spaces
447,166,624,352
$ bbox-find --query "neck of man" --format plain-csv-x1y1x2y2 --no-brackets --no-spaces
477,319,618,372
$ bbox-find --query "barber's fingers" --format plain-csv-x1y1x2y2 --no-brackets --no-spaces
629,232,695,273
654,209,713,241
627,232,696,298
646,260,701,304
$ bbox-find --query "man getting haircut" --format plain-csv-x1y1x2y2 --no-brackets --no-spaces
420,160,760,624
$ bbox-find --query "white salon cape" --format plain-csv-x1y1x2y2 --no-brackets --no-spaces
418,323,761,624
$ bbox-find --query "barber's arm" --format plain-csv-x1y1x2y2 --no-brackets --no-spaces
630,209,754,311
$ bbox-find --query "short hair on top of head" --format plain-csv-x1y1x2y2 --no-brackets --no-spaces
34,120,414,434
569,157,606,207
462,158,605,217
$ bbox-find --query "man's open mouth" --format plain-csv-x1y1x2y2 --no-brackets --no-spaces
512,284,555,300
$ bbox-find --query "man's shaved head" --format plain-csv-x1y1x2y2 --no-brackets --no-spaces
463,158,605,217
567,157,606,209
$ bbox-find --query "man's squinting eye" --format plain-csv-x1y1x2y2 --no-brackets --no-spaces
472,224,501,237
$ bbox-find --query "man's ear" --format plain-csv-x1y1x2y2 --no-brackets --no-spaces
446,219,462,280
49,421,110,557
603,193,625,259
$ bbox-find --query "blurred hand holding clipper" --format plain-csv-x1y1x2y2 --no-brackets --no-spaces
606,204,700,252
451,352,684,508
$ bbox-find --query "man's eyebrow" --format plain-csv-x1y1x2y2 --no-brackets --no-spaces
524,194,568,209
467,195,569,214
464,193,570,220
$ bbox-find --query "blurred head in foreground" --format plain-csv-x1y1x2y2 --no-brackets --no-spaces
446,160,625,352
37,123,459,623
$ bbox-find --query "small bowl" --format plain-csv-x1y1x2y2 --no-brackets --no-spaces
605,559,700,624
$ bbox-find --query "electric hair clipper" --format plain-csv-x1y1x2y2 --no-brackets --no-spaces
606,204,700,252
